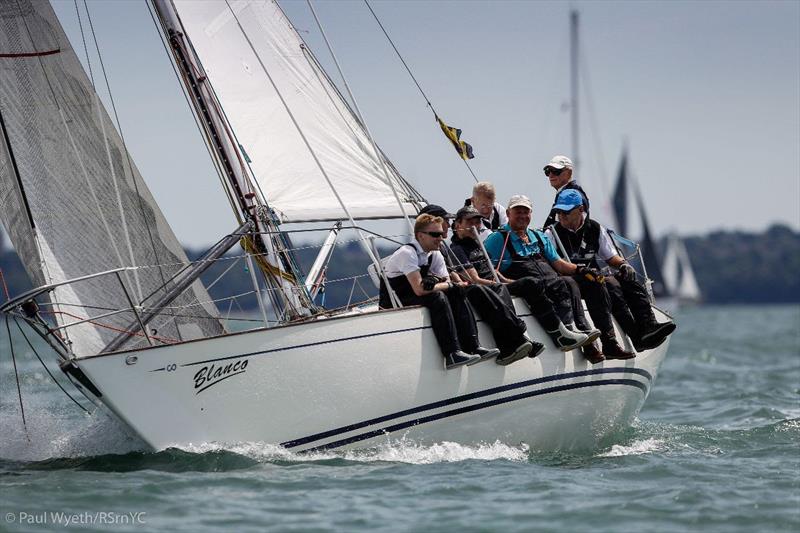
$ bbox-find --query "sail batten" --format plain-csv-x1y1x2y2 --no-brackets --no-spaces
170,0,424,223
0,1,224,356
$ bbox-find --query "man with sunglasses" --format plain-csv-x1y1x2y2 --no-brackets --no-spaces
418,204,540,366
379,213,502,370
541,155,590,230
546,189,676,353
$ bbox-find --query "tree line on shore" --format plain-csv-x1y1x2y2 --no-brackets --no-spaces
1,224,798,309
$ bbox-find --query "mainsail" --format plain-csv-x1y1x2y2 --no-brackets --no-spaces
611,149,628,237
633,181,667,297
169,0,424,223
0,1,224,356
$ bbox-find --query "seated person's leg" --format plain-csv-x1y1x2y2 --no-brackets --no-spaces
445,287,500,361
464,284,528,356
509,276,589,352
560,276,596,333
604,276,637,339
417,292,461,357
574,277,634,359
617,277,676,350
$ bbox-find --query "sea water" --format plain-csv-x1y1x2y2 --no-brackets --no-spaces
0,305,798,532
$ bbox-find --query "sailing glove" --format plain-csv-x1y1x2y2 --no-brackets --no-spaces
617,263,637,282
576,265,605,283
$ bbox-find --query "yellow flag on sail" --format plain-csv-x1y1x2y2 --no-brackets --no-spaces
437,116,474,160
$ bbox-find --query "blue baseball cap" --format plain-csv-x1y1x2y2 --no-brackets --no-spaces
553,189,584,212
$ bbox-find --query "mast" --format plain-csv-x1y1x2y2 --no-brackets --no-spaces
151,0,314,320
570,9,579,174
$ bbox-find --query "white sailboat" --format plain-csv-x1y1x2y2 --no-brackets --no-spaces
0,0,672,453
662,233,701,305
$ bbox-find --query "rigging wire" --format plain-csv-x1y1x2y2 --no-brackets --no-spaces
5,314,29,441
81,0,172,303
305,0,414,234
73,0,95,89
223,0,402,309
363,0,480,184
13,318,91,415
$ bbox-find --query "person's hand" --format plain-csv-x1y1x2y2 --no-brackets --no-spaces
421,276,438,291
576,265,605,283
617,263,637,282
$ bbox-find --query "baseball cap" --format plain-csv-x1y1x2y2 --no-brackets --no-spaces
455,206,482,220
553,189,584,212
419,204,455,219
543,155,573,171
507,194,532,210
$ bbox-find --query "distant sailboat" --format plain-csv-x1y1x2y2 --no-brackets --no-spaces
662,233,701,303
611,148,701,305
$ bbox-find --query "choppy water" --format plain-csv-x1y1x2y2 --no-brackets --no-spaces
1,305,798,532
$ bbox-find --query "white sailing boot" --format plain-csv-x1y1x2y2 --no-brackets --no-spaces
569,322,601,344
546,322,590,352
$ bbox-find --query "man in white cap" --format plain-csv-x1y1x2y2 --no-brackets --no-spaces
541,155,590,230
483,194,605,362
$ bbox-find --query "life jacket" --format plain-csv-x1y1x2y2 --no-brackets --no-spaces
464,197,501,230
552,219,602,269
450,236,493,280
542,181,590,229
378,244,433,309
497,229,559,281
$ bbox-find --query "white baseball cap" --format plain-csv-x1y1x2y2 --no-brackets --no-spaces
543,155,573,170
507,194,532,210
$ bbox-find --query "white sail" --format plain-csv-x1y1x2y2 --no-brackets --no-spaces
170,0,424,223
0,1,224,356
662,234,701,301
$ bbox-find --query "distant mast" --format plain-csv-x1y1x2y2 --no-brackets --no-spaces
570,9,579,174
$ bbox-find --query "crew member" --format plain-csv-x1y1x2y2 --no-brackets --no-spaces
419,204,539,366
450,205,593,358
463,181,508,240
546,189,676,352
379,214,500,369
541,155,590,229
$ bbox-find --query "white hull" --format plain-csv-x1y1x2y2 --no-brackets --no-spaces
73,301,669,453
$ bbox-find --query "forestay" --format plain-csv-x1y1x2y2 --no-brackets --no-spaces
171,0,424,223
0,1,224,356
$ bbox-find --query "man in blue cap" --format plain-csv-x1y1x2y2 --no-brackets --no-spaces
546,189,676,353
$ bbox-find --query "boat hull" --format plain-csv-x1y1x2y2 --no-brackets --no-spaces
73,302,669,452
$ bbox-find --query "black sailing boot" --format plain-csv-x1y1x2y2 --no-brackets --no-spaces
634,321,677,352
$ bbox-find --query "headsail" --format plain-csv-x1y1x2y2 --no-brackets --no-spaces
0,1,224,356
169,0,425,223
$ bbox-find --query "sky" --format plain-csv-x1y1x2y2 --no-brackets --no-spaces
36,0,800,248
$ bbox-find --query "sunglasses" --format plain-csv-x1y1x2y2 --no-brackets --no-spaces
544,167,565,176
421,231,445,238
